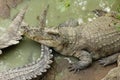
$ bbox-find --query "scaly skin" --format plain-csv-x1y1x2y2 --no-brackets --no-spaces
0,6,27,54
23,11,120,72
0,45,53,80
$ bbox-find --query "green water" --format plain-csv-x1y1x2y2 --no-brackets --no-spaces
0,37,41,71
0,0,119,71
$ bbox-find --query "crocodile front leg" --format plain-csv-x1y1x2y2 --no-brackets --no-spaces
68,50,92,72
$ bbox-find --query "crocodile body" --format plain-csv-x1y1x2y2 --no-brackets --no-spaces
23,11,120,72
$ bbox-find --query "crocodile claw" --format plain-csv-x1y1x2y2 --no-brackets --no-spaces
99,59,109,66
99,53,119,66
68,62,84,73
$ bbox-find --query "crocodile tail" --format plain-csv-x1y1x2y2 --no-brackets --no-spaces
0,45,53,80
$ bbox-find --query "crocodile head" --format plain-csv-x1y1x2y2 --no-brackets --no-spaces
23,26,60,47
24,21,79,52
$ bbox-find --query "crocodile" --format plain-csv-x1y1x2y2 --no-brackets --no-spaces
23,10,120,72
0,6,27,55
0,6,53,80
